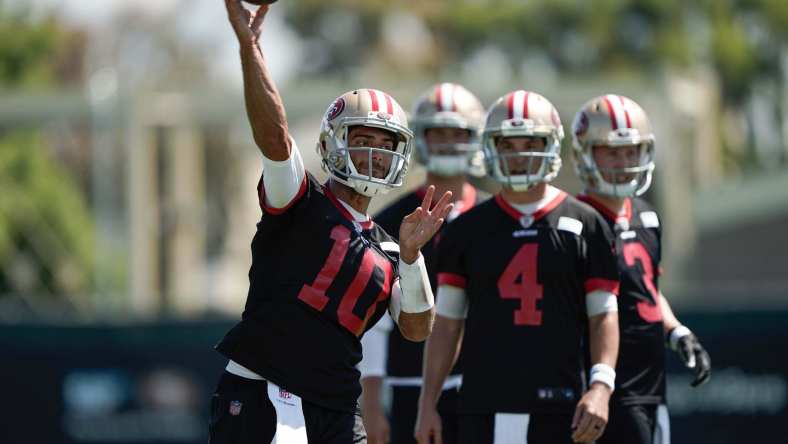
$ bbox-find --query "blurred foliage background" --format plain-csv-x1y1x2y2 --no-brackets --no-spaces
0,7,94,315
1,0,787,320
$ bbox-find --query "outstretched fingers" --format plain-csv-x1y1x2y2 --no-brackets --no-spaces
431,191,453,219
420,185,436,212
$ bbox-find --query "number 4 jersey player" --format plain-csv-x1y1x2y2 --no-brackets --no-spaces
211,2,454,443
416,90,621,444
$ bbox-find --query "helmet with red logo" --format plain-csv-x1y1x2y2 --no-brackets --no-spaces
481,90,564,191
571,94,655,197
317,89,413,197
410,83,486,177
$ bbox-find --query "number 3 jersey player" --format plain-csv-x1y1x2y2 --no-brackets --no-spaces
416,91,621,444
211,2,454,443
571,95,712,444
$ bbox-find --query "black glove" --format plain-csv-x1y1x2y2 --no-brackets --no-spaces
669,326,711,387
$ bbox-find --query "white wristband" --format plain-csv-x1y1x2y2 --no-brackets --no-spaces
669,325,692,350
589,363,616,392
398,254,435,313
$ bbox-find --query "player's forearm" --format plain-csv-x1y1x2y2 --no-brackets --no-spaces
659,292,681,334
396,254,435,342
588,311,618,368
238,42,290,160
419,315,463,407
360,376,385,415
398,309,434,342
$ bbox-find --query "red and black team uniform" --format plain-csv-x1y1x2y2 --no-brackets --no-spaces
578,194,668,444
211,171,400,443
435,192,619,444
368,184,482,444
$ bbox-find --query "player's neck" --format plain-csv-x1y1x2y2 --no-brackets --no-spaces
587,191,627,216
426,173,467,204
329,180,371,215
501,182,548,205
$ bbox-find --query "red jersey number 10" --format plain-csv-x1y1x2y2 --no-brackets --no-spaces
298,225,393,336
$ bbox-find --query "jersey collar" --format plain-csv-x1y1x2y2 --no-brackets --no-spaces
494,190,567,223
577,194,632,225
323,184,375,230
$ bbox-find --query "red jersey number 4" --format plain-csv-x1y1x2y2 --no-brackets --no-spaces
497,244,544,326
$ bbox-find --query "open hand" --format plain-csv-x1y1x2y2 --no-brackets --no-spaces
399,186,453,264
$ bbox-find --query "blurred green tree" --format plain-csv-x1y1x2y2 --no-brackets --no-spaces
0,6,94,304
284,0,788,173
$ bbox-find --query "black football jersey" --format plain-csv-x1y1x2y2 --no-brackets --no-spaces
374,184,483,379
216,172,399,412
436,192,619,414
578,195,666,405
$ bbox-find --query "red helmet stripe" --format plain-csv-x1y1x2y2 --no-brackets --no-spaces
367,89,379,112
603,96,619,130
384,93,394,115
507,92,516,119
618,95,632,128
509,90,527,119
435,84,444,111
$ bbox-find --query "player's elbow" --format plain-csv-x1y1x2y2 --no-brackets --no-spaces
256,130,291,161
397,310,435,342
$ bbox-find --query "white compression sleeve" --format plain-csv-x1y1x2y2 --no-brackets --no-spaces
586,290,618,317
435,285,469,319
389,280,403,324
261,138,305,209
358,315,393,378
398,254,435,314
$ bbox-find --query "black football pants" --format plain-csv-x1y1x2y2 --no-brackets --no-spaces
209,371,366,444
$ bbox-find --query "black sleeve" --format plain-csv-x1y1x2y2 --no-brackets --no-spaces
434,219,470,290
581,212,620,295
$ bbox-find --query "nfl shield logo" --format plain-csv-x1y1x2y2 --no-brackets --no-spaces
229,400,243,416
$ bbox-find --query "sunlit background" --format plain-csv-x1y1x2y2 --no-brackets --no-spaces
1,0,786,442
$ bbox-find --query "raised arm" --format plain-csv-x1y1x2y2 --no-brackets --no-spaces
225,0,291,160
